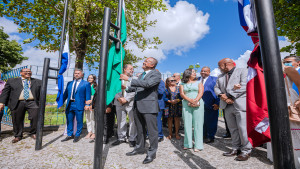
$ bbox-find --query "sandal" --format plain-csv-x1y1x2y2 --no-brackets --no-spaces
194,149,201,152
166,135,172,139
175,134,181,140
85,133,92,139
183,147,191,150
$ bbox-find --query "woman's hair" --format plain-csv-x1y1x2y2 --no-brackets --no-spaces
182,68,193,83
165,77,172,88
87,74,97,88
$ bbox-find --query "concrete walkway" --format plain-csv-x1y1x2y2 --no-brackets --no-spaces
0,119,273,169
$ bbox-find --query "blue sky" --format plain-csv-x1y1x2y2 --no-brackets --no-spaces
0,0,290,78
155,0,253,74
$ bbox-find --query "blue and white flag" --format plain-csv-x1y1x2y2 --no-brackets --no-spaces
56,32,70,108
238,0,257,34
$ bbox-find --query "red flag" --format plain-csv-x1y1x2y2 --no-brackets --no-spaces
238,0,271,147
246,39,271,147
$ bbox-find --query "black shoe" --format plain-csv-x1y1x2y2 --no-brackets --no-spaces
143,155,156,164
129,141,136,147
112,140,126,146
179,126,184,131
126,149,145,156
222,133,231,138
205,138,214,143
104,138,109,144
158,137,164,142
73,136,80,143
61,135,74,142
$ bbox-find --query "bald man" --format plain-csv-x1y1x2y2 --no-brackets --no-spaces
214,58,252,161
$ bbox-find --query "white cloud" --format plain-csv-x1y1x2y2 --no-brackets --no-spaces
210,68,221,77
0,17,19,34
131,1,210,70
234,50,252,68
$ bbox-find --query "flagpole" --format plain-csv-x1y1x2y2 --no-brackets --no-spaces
253,0,295,168
115,0,123,51
94,7,111,169
58,0,69,70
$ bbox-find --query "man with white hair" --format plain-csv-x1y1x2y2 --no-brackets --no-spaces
173,73,181,86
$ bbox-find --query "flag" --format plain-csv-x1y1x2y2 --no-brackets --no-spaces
238,0,271,147
56,32,70,108
106,0,127,105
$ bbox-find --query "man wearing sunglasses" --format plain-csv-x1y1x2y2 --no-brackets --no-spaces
0,68,41,143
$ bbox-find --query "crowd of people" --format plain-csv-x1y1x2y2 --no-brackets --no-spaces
0,55,299,166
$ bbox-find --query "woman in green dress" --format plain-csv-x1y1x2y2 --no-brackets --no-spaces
179,68,204,152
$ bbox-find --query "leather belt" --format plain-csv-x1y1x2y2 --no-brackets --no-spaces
70,100,75,102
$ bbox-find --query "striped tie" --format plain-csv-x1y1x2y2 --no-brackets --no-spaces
24,79,29,100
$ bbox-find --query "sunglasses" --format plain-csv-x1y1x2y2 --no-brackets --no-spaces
169,80,176,82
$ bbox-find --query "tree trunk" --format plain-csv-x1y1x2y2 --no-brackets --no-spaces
74,25,89,70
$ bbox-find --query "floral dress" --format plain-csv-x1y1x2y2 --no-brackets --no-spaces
164,86,182,118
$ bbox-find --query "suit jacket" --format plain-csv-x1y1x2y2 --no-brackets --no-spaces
0,77,42,111
114,90,135,108
214,68,247,111
63,80,91,111
200,76,220,110
157,80,166,110
128,69,161,113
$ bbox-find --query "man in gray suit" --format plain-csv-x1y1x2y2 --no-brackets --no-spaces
112,64,137,147
214,58,252,161
120,57,161,164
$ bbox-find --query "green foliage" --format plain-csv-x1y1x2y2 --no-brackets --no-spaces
0,27,27,72
0,0,167,69
273,0,300,55
46,94,58,103
188,65,194,69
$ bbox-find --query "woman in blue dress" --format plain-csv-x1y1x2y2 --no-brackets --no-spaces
164,77,182,140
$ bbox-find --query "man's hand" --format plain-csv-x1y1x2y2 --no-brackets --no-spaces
220,94,228,101
86,100,92,104
89,105,93,111
212,104,219,110
106,107,112,114
84,106,90,110
294,100,300,111
121,85,126,89
120,97,127,104
120,74,129,81
0,104,4,111
233,84,241,90
225,98,234,104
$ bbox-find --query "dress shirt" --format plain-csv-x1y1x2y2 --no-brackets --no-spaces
70,79,82,100
19,78,34,100
200,76,208,86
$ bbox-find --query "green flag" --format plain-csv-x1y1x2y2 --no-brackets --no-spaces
106,0,127,105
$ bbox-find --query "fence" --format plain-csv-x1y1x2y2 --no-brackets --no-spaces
1,65,224,127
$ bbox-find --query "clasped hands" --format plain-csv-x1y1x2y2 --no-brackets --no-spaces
187,98,199,107
219,94,234,105
167,99,179,105
118,97,128,105
84,100,92,111
0,104,4,111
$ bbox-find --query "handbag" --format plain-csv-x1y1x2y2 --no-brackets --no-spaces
284,77,300,123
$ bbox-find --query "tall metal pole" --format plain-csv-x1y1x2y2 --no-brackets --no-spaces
35,58,50,150
115,0,123,51
58,0,69,69
253,0,295,168
93,7,111,169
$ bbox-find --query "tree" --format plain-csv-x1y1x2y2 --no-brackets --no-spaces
273,0,300,56
0,0,166,69
0,27,27,72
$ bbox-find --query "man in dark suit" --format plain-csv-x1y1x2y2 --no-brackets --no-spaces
120,57,161,164
0,68,41,143
61,69,91,143
198,66,220,143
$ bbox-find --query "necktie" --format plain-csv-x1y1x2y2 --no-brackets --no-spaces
225,73,229,87
141,72,146,80
72,80,78,100
23,79,29,100
201,78,204,84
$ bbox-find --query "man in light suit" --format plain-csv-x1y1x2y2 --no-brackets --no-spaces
120,57,161,164
214,58,252,161
112,64,137,147
0,68,41,143
198,66,220,143
61,69,91,143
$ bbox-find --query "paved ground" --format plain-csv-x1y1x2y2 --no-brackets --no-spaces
0,118,273,169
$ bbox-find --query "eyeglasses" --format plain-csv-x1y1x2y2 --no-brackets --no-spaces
22,71,32,73
170,80,176,82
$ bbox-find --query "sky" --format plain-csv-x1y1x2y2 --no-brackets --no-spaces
0,0,292,82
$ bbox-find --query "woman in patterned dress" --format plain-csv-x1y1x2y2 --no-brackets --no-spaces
164,77,182,140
